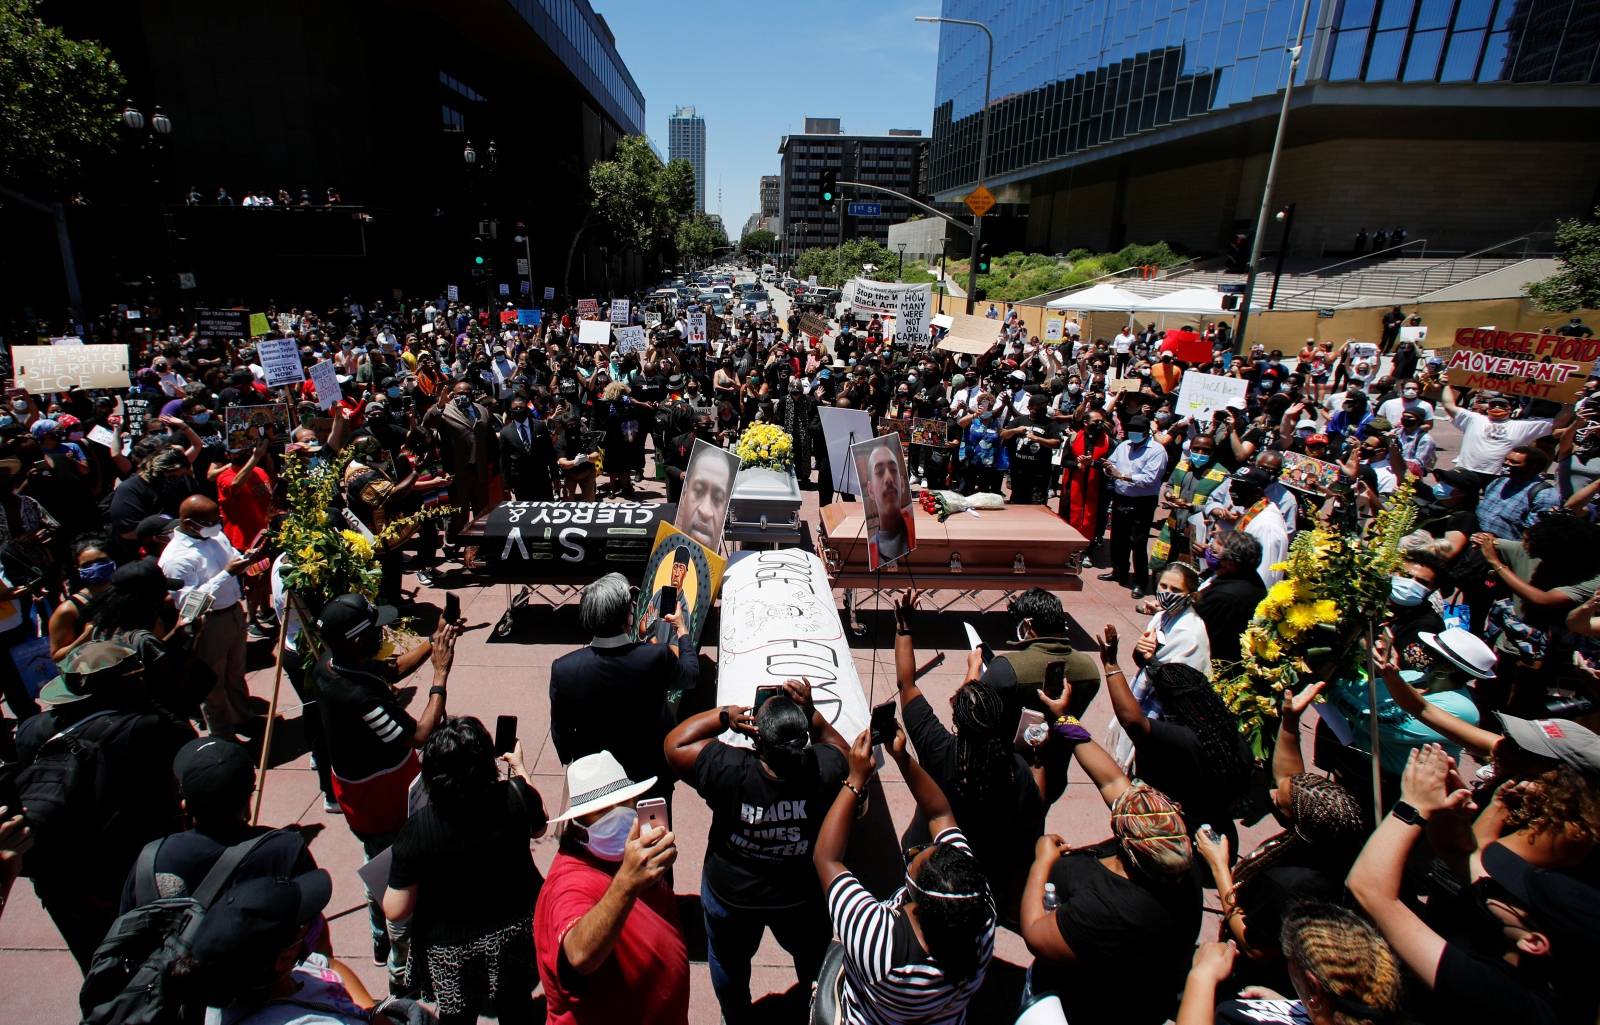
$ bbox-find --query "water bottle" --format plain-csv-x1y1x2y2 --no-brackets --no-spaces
1041,882,1058,912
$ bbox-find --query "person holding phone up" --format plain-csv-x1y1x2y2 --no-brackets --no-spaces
662,678,849,1025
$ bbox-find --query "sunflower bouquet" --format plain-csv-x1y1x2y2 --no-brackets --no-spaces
734,422,794,472
1212,481,1416,758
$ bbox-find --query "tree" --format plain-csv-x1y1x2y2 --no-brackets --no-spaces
565,135,696,293
739,228,776,255
0,0,124,191
676,213,726,266
794,238,898,287
1528,206,1600,313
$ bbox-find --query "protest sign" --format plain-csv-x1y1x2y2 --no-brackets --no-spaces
276,313,295,333
1280,451,1344,496
610,299,630,325
308,360,341,411
49,336,84,346
544,286,556,300
1444,328,1600,403
577,298,600,320
1044,318,1064,342
1175,370,1248,422
11,345,129,393
635,521,726,649
843,278,927,316
807,275,818,288
499,283,510,297
892,284,932,348
248,313,269,337
614,323,646,354
911,418,949,447
224,402,291,451
1109,377,1143,394
520,280,531,295
578,320,612,346
446,284,459,302
195,309,251,340
687,313,708,345
1398,325,1427,345
516,308,542,327
122,389,155,440
798,312,829,338
87,424,118,450
499,309,518,325
256,337,306,389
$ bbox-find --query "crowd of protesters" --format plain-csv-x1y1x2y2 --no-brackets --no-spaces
0,275,1596,1025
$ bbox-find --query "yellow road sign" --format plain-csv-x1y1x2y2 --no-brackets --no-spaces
964,185,995,218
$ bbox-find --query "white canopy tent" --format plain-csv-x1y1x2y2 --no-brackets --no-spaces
1044,282,1146,312
1135,287,1261,316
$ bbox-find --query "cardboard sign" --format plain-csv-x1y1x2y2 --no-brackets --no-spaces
11,344,129,393
1280,451,1344,496
224,402,290,451
687,313,708,345
49,336,84,346
1175,370,1248,421
256,337,306,389
610,299,630,325
87,424,118,450
577,299,600,320
195,309,251,340
798,312,829,338
447,285,459,302
1444,328,1600,402
634,521,726,650
893,284,932,348
616,325,648,355
248,312,269,337
1044,318,1064,341
1398,325,1427,344
308,360,341,411
516,308,542,327
844,278,924,316
911,418,949,447
1109,377,1143,394
577,320,612,346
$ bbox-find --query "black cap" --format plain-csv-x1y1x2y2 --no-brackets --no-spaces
113,558,182,596
1231,466,1272,490
317,593,397,644
1433,467,1482,494
174,737,255,810
1125,415,1151,434
190,871,333,966
1483,842,1600,948
136,514,177,540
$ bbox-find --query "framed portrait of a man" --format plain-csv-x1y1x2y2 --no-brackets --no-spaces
634,521,726,648
849,433,917,571
673,438,741,552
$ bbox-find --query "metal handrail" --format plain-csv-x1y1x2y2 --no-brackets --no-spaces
1272,238,1431,305
1277,232,1552,307
1016,254,1203,306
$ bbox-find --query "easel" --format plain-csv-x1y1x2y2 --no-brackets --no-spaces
251,592,318,826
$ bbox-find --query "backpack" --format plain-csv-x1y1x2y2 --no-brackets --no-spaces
15,709,134,865
78,832,274,1025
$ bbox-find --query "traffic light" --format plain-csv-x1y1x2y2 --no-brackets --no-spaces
820,169,837,204
1221,292,1241,310
1225,231,1250,273
471,236,490,276
976,244,991,274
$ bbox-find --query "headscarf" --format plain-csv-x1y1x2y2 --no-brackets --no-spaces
1110,782,1192,880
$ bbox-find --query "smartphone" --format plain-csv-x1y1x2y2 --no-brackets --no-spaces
1014,708,1046,750
870,700,898,746
494,714,518,756
443,592,461,625
637,797,669,835
1043,660,1066,700
658,586,678,619
1200,824,1222,846
752,684,784,710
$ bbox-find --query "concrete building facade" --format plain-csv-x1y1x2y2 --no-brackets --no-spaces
777,121,929,259
669,105,708,214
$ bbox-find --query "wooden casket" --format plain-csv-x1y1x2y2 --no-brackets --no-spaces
817,502,1088,591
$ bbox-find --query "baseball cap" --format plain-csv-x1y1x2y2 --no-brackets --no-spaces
1482,842,1600,947
1496,714,1600,775
29,418,60,439
317,593,397,644
190,870,334,967
1231,466,1272,490
1433,467,1482,494
136,514,177,541
1125,415,1151,433
112,558,183,597
1306,433,1329,446
174,737,256,810
39,640,141,705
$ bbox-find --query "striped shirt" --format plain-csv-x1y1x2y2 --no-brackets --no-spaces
826,827,995,1025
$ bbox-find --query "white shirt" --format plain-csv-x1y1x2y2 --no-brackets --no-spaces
1113,331,1133,354
1243,501,1291,587
1105,606,1212,768
1450,408,1553,475
1376,396,1434,424
159,529,243,610
1065,319,1081,340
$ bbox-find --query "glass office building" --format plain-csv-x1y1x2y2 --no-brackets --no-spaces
930,0,1600,199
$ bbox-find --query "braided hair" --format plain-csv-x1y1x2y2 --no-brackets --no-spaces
1281,902,1403,1025
1146,661,1250,795
1232,773,1365,895
950,679,1013,805
906,844,993,986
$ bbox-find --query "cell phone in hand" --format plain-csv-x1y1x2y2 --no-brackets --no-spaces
870,700,898,747
494,714,518,756
658,586,678,619
1013,709,1047,750
752,685,784,710
443,592,461,625
637,796,669,836
1043,660,1067,700
1201,824,1222,846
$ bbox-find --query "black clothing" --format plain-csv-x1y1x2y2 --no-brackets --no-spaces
691,740,847,909
1133,719,1242,853
118,823,315,914
498,417,559,501
314,657,414,781
1106,493,1159,589
1431,942,1562,1025
1196,573,1268,665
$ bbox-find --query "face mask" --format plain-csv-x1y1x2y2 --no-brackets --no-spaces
1127,432,1147,444
1432,482,1457,500
1403,388,1418,399
454,395,473,410
1068,384,1081,394
1203,547,1221,570
197,522,223,540
191,411,212,425
10,400,27,414
1156,589,1190,612
387,387,403,399
78,559,116,586
510,408,529,420
579,805,637,862
1390,574,1431,607
1189,453,1211,468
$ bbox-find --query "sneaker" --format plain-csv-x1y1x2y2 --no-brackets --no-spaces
323,796,343,815
247,621,272,641
373,934,390,967
415,568,437,587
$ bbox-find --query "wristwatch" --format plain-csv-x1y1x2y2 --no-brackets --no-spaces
718,706,731,731
1390,800,1427,826
428,685,447,699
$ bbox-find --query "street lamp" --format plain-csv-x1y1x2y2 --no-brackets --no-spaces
120,103,145,132
916,14,992,316
1268,202,1296,310
463,139,476,165
896,242,907,282
150,107,172,136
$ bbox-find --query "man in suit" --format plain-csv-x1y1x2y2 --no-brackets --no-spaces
549,573,700,803
425,380,496,544
498,394,558,502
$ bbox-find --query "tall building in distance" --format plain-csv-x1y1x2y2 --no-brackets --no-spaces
760,174,781,231
778,119,928,259
928,0,1600,257
669,105,708,214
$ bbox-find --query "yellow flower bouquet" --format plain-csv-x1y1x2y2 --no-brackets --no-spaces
734,422,795,472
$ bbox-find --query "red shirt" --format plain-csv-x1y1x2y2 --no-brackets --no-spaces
215,464,273,550
533,850,688,1025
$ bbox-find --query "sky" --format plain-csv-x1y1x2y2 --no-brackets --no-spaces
597,0,941,237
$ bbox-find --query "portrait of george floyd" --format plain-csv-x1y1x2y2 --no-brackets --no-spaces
851,433,917,571
673,438,741,552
